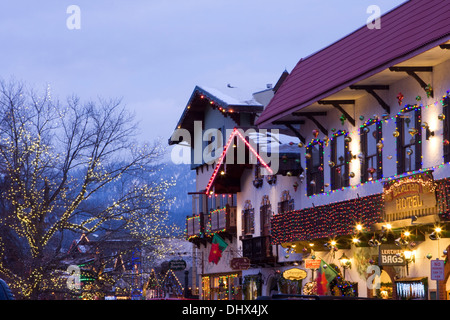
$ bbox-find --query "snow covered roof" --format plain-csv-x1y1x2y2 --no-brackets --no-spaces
247,131,301,155
170,86,264,144
196,85,263,107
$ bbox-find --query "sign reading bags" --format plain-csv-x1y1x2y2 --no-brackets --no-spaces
378,244,405,266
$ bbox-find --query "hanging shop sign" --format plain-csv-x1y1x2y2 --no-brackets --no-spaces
304,259,322,269
378,244,405,266
230,257,250,270
282,268,307,281
383,171,436,220
168,259,187,271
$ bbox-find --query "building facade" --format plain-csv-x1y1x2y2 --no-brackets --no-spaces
256,0,450,300
171,0,450,300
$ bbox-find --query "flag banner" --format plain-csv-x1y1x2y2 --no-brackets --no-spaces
316,259,338,295
208,243,222,264
212,233,228,252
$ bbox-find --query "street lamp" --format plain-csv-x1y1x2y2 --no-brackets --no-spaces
403,250,416,275
338,252,351,278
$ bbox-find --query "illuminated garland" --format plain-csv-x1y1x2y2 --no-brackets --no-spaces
272,175,450,244
270,193,383,244
437,177,450,220
305,91,450,198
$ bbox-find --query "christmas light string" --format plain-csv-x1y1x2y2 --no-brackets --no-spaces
302,91,450,199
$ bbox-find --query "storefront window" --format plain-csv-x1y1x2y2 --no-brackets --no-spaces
202,274,240,300
243,275,262,300
396,107,422,174
278,277,302,295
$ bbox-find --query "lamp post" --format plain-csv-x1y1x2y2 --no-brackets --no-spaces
403,250,416,276
338,252,351,278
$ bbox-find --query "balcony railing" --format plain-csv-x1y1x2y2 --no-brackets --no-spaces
186,205,237,242
242,236,275,266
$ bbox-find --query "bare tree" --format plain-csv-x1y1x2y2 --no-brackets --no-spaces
0,79,180,299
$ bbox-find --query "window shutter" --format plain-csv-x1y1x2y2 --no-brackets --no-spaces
444,98,450,162
396,117,403,175
415,109,422,171
376,121,383,180
241,210,245,234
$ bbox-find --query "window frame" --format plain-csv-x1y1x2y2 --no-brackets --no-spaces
360,119,383,183
260,196,272,236
443,95,450,163
241,200,254,236
330,131,350,190
306,140,324,196
396,106,422,175
277,190,294,214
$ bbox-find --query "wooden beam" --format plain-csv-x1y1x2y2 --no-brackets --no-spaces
350,85,390,114
284,123,306,144
305,115,328,136
318,100,355,126
272,120,305,125
389,66,433,98
292,111,328,117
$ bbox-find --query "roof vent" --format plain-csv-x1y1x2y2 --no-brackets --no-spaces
266,84,273,89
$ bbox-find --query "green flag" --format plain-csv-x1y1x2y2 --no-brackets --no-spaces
319,259,338,283
212,233,228,252
316,259,338,295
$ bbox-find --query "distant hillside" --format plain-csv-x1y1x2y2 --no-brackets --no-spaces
161,162,196,229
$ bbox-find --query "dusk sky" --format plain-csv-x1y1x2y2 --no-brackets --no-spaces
0,0,405,148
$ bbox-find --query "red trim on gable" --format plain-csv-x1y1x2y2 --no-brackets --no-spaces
205,128,273,195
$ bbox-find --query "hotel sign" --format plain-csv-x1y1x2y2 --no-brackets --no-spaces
383,172,436,217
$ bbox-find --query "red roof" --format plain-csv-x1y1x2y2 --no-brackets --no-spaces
256,0,450,127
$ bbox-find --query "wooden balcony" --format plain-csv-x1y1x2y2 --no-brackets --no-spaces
186,205,237,246
242,236,276,266
209,205,237,237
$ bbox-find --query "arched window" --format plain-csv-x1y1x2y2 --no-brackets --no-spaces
260,196,272,236
242,200,254,236
278,191,294,214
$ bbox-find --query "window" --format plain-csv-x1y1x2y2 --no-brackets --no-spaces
443,94,450,163
396,107,422,174
278,190,294,214
306,140,324,196
331,131,350,189
208,193,236,211
260,196,272,236
241,200,254,236
360,120,383,182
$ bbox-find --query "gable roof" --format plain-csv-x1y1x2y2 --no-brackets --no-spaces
256,0,450,127
205,127,274,194
170,86,263,143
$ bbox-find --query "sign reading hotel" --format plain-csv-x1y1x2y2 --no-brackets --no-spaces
383,171,436,218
